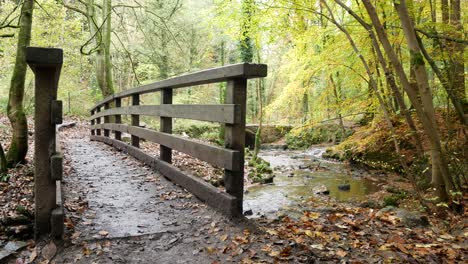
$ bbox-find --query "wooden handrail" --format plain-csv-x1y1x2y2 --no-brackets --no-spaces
91,123,240,170
91,63,267,110
89,104,239,124
90,63,267,216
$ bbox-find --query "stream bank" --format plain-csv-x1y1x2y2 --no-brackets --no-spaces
244,146,383,218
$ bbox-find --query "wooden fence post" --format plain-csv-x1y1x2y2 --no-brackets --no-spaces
90,110,95,136
96,106,101,136
131,94,140,147
115,98,122,140
224,79,247,216
103,103,110,137
160,89,173,163
26,47,63,238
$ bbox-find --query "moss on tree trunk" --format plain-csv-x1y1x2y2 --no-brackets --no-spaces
6,0,34,166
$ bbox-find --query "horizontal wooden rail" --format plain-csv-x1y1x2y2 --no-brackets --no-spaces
90,63,267,217
92,123,240,170
92,63,267,109
90,104,239,124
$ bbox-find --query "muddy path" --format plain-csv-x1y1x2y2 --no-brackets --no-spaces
56,136,253,263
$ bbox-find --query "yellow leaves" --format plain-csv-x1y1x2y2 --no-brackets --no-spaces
378,213,400,225
303,211,321,219
330,232,340,241
266,229,278,236
206,246,216,255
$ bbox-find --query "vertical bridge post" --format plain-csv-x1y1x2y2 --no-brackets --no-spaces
131,94,140,147
160,89,172,163
115,98,122,140
224,79,247,216
26,47,63,238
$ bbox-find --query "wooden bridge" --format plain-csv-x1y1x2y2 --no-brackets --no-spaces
28,47,267,239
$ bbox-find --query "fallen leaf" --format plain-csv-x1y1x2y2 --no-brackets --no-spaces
206,247,216,254
41,241,57,260
98,230,109,237
29,248,37,263
336,249,347,257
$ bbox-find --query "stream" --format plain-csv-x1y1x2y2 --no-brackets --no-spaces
243,146,381,218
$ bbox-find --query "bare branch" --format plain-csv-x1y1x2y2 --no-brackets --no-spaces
0,33,15,38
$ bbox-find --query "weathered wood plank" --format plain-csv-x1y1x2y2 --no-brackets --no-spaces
131,94,140,148
114,98,122,140
91,63,267,110
27,47,62,238
50,206,64,239
90,135,238,216
160,89,172,163
90,104,238,124
96,106,101,136
103,103,110,137
91,124,240,170
90,110,95,136
223,79,247,216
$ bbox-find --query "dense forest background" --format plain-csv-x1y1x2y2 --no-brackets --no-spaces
0,0,466,202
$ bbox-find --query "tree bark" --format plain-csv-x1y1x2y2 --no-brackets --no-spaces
329,74,346,136
394,0,454,199
321,1,410,177
6,0,34,166
0,143,7,175
448,0,466,113
86,0,114,97
334,0,424,157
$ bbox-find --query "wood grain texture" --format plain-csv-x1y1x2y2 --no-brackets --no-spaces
92,124,240,170
91,63,267,110
90,104,238,124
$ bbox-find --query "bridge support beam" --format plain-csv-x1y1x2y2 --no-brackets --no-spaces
131,94,140,147
224,79,247,216
26,47,63,238
160,89,172,163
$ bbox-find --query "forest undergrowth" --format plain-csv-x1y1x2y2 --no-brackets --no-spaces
1,115,467,263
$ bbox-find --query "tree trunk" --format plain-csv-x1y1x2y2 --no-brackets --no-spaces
334,0,424,157
394,0,454,200
302,87,309,124
0,143,7,175
448,0,466,114
6,0,34,166
321,1,410,177
253,48,263,160
329,74,346,136
86,0,114,97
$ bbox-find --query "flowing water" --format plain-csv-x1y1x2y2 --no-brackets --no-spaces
243,146,380,218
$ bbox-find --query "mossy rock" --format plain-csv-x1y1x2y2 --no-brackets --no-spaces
286,123,353,150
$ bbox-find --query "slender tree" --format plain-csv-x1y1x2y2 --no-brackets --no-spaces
362,0,454,200
62,0,114,97
6,0,34,166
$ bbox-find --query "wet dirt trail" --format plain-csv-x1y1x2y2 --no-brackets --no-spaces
55,136,249,263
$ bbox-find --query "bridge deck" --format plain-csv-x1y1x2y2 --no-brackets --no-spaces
56,133,248,263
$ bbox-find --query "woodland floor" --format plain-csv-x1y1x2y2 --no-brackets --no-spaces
1,118,467,263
